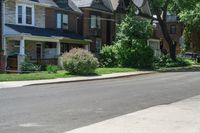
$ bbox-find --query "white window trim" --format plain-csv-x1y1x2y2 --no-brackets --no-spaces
56,13,62,29
56,13,69,30
16,4,35,26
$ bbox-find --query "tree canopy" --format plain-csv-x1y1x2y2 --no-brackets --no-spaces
133,0,198,60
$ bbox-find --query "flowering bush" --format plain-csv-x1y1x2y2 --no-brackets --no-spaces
62,48,99,75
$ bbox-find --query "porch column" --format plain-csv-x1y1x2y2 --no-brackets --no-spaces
56,42,61,56
18,38,25,71
20,39,25,55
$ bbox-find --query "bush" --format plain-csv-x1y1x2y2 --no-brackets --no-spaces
47,65,59,73
154,55,193,68
62,48,99,75
99,45,118,67
21,61,41,72
117,42,154,68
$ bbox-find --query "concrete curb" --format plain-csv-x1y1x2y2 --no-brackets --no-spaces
27,71,156,86
0,71,156,89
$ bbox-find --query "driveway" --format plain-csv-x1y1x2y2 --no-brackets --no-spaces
0,72,200,133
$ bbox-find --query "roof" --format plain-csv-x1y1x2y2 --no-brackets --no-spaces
73,0,112,13
53,0,82,13
109,0,119,10
30,0,82,13
6,24,86,40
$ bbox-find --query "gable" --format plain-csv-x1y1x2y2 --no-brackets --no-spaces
91,0,112,12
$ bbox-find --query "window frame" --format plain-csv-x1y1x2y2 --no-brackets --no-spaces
56,13,69,30
16,4,35,26
90,15,101,29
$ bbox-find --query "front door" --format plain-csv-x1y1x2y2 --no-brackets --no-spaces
96,38,102,55
36,44,42,60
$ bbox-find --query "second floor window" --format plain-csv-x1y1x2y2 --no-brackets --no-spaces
16,4,34,26
57,13,69,30
90,15,101,29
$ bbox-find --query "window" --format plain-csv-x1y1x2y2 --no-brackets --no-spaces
57,13,62,29
170,25,176,34
26,7,32,25
62,14,69,30
90,15,101,29
17,6,23,24
16,4,34,25
91,15,97,29
57,13,69,30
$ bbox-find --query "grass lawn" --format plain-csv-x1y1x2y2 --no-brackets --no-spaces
0,68,139,82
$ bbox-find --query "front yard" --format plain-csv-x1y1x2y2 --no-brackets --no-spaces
0,68,139,82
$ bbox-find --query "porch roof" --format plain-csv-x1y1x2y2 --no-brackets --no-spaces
6,24,86,40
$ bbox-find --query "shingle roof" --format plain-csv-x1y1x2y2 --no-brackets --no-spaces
73,0,112,12
53,0,82,13
6,24,85,40
30,0,82,13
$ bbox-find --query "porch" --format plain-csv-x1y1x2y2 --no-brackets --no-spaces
5,36,90,71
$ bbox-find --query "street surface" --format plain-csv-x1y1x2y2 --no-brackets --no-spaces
0,72,200,133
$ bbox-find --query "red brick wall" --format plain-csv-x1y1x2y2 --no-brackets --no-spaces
45,8,56,29
155,22,184,54
45,8,79,32
81,9,114,53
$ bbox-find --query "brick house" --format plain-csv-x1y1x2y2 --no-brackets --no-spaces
73,0,129,55
154,15,184,54
1,0,90,71
73,0,114,55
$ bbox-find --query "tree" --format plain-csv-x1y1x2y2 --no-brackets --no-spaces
179,3,200,53
115,7,154,68
132,0,198,60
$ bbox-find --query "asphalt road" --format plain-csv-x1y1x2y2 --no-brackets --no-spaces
0,72,200,133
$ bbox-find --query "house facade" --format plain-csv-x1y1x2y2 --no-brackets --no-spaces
0,0,130,71
73,0,128,55
1,0,90,71
154,14,184,54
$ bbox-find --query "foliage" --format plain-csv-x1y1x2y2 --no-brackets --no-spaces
99,45,118,67
47,65,59,73
153,55,193,68
135,0,198,60
62,48,99,75
114,8,154,68
179,3,200,32
21,61,41,72
116,42,154,68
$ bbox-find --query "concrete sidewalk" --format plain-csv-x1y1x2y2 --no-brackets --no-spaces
64,95,200,133
0,71,153,89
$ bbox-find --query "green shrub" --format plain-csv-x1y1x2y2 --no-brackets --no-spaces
154,55,193,68
62,48,99,75
21,61,41,72
99,45,118,67
117,42,154,68
47,65,59,73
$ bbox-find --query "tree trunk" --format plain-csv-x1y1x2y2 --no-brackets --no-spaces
159,21,176,60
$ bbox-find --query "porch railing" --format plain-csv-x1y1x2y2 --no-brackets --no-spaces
31,58,58,66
